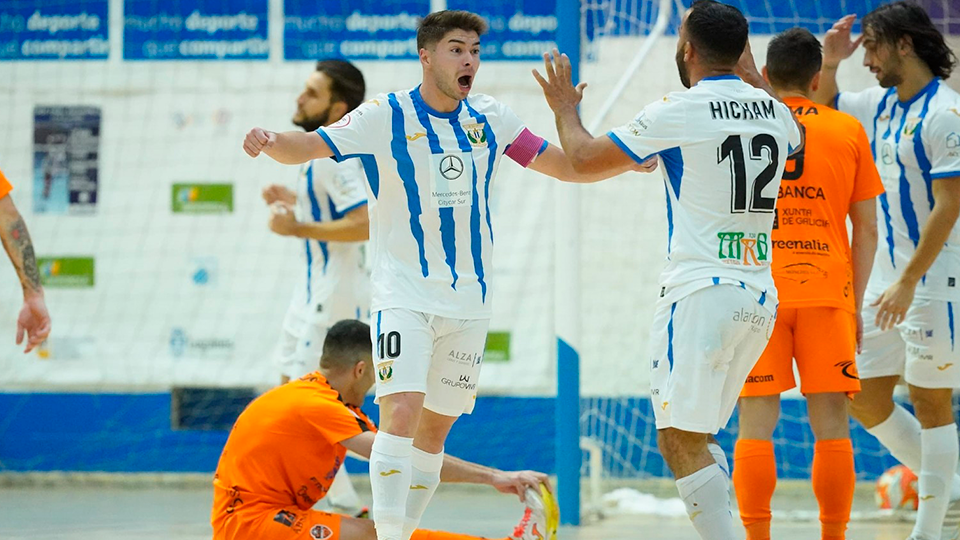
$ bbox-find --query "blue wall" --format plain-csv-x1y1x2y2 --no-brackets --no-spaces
0,392,908,479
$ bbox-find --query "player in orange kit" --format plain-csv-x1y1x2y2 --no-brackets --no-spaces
731,28,883,540
212,319,557,540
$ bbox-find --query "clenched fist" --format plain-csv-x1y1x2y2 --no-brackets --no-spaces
243,128,277,158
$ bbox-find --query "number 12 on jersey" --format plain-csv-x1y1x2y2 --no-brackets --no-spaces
719,133,779,214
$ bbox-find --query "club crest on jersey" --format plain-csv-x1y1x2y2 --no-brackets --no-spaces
464,123,487,147
311,525,333,540
377,361,394,382
903,117,921,136
717,231,769,266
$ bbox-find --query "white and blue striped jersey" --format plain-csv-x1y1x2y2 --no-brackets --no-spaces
836,79,960,300
608,75,801,306
316,87,533,319
287,157,368,320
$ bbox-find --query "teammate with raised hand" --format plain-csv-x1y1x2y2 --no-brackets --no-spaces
243,11,647,540
732,28,883,540
534,1,801,538
813,4,960,540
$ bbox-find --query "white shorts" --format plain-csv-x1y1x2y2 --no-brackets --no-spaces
649,284,776,434
372,308,489,417
858,292,960,388
274,291,369,380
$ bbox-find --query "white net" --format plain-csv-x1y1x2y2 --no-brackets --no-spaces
576,0,960,493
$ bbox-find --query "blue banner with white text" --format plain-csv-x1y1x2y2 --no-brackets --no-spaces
124,0,268,60
0,0,109,60
447,0,557,60
283,0,428,60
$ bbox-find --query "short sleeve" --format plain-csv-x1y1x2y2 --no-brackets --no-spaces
923,108,960,180
780,103,803,154
316,95,390,160
850,123,885,202
496,101,527,147
0,168,11,199
606,98,685,164
302,398,367,446
834,87,892,135
321,159,368,215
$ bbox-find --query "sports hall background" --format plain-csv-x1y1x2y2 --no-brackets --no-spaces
0,0,958,485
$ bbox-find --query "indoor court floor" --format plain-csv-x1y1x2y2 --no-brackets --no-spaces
0,482,915,539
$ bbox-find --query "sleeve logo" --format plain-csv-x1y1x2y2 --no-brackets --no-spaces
329,114,352,129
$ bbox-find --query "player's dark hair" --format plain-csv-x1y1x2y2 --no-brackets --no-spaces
766,28,822,90
863,1,957,79
320,320,371,371
417,10,488,51
315,59,366,113
685,0,749,68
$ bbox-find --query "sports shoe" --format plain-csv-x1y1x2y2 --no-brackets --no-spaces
512,485,559,540
942,495,960,540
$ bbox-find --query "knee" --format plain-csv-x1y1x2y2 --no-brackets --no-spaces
908,388,954,427
848,392,893,428
658,429,702,459
379,394,424,436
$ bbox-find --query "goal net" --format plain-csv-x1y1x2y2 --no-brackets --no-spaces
576,0,960,504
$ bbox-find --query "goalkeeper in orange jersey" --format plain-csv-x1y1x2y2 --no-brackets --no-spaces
212,319,557,540
731,28,883,540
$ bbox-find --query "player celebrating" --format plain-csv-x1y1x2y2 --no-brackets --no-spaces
212,319,557,540
813,5,960,540
0,166,51,353
264,60,370,385
533,1,802,538
731,28,883,540
242,11,649,540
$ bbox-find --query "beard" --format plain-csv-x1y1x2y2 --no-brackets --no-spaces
675,47,691,89
877,65,904,88
292,106,331,132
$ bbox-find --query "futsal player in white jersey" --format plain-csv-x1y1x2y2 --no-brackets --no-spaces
534,2,802,538
265,60,371,387
261,60,371,516
813,5,960,540
242,11,651,540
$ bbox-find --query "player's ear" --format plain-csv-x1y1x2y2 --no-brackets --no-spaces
810,70,821,93
354,359,366,380
419,47,430,67
898,34,914,57
761,65,770,84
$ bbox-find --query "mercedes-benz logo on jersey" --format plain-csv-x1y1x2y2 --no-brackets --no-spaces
439,155,464,180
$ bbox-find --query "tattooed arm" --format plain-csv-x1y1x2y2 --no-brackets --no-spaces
0,195,50,352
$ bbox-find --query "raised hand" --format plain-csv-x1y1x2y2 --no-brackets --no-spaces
243,128,277,158
823,15,863,67
532,48,587,114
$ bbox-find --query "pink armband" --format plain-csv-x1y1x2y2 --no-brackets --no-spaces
504,128,547,168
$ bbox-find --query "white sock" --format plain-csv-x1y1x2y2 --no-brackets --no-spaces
370,432,414,540
401,447,444,540
913,424,960,540
707,442,730,478
676,464,737,540
867,405,960,500
326,464,362,513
